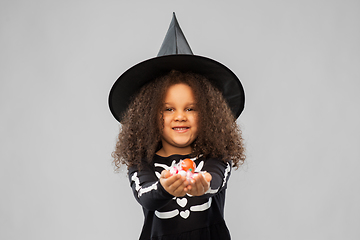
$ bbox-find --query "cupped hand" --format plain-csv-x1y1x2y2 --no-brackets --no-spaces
187,172,212,196
159,170,190,197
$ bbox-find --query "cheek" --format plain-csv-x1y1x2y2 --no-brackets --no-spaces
160,115,173,131
162,115,170,125
190,115,199,130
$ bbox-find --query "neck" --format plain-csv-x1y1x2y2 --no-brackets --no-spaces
156,146,192,157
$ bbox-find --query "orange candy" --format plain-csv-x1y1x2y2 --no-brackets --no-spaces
180,158,196,172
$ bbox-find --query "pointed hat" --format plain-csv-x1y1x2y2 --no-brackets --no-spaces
109,13,245,122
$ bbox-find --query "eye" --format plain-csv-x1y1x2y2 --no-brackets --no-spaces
165,108,173,112
186,108,196,112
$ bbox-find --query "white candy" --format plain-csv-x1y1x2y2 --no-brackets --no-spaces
169,159,199,181
179,170,187,177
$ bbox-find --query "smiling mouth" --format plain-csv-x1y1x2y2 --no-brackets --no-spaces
173,127,189,131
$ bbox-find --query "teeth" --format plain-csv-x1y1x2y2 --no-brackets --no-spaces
173,127,188,130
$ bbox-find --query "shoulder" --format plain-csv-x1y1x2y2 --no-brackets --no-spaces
128,157,154,175
198,156,231,165
196,156,231,172
128,154,176,175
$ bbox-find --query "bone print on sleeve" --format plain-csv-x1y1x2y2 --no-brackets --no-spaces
128,163,174,211
200,158,231,197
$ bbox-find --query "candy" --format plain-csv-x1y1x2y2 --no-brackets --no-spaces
180,158,196,172
170,158,204,181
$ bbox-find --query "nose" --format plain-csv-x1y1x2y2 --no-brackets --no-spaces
174,110,187,121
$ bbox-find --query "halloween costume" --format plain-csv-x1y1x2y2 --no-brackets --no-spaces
129,154,231,240
108,13,246,240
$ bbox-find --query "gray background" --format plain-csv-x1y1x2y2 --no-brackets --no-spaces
1,0,359,239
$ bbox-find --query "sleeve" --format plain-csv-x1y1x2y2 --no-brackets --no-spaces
200,158,232,197
128,162,174,211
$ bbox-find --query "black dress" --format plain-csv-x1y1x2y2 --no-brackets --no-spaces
128,154,232,240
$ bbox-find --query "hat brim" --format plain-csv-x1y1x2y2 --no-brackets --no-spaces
109,54,245,122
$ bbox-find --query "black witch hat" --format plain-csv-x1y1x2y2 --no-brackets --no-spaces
109,13,245,122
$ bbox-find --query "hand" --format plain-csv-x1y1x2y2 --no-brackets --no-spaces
187,172,212,196
160,170,190,197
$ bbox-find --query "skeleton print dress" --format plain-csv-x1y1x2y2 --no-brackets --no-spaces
128,154,232,240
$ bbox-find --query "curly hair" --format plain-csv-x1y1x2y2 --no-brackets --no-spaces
112,70,245,171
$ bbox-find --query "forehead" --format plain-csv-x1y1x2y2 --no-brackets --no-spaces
164,83,195,103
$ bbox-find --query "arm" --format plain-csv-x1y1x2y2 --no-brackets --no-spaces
128,162,190,211
188,157,231,197
128,163,173,211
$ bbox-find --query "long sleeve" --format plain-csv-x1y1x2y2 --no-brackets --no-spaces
199,157,231,198
128,162,174,211
127,155,232,240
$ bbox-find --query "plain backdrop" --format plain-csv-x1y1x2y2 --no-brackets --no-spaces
1,0,359,239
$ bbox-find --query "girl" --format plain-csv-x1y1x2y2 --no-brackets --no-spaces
109,13,245,240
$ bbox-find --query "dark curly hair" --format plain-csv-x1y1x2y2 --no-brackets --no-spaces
112,70,245,171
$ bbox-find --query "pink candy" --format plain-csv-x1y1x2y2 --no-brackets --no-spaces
170,159,197,181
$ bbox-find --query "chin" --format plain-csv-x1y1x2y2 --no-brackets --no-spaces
173,139,194,147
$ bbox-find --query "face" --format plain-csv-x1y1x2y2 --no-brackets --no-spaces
158,83,198,156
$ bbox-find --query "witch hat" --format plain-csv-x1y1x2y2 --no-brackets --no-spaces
109,13,245,122
157,13,193,56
